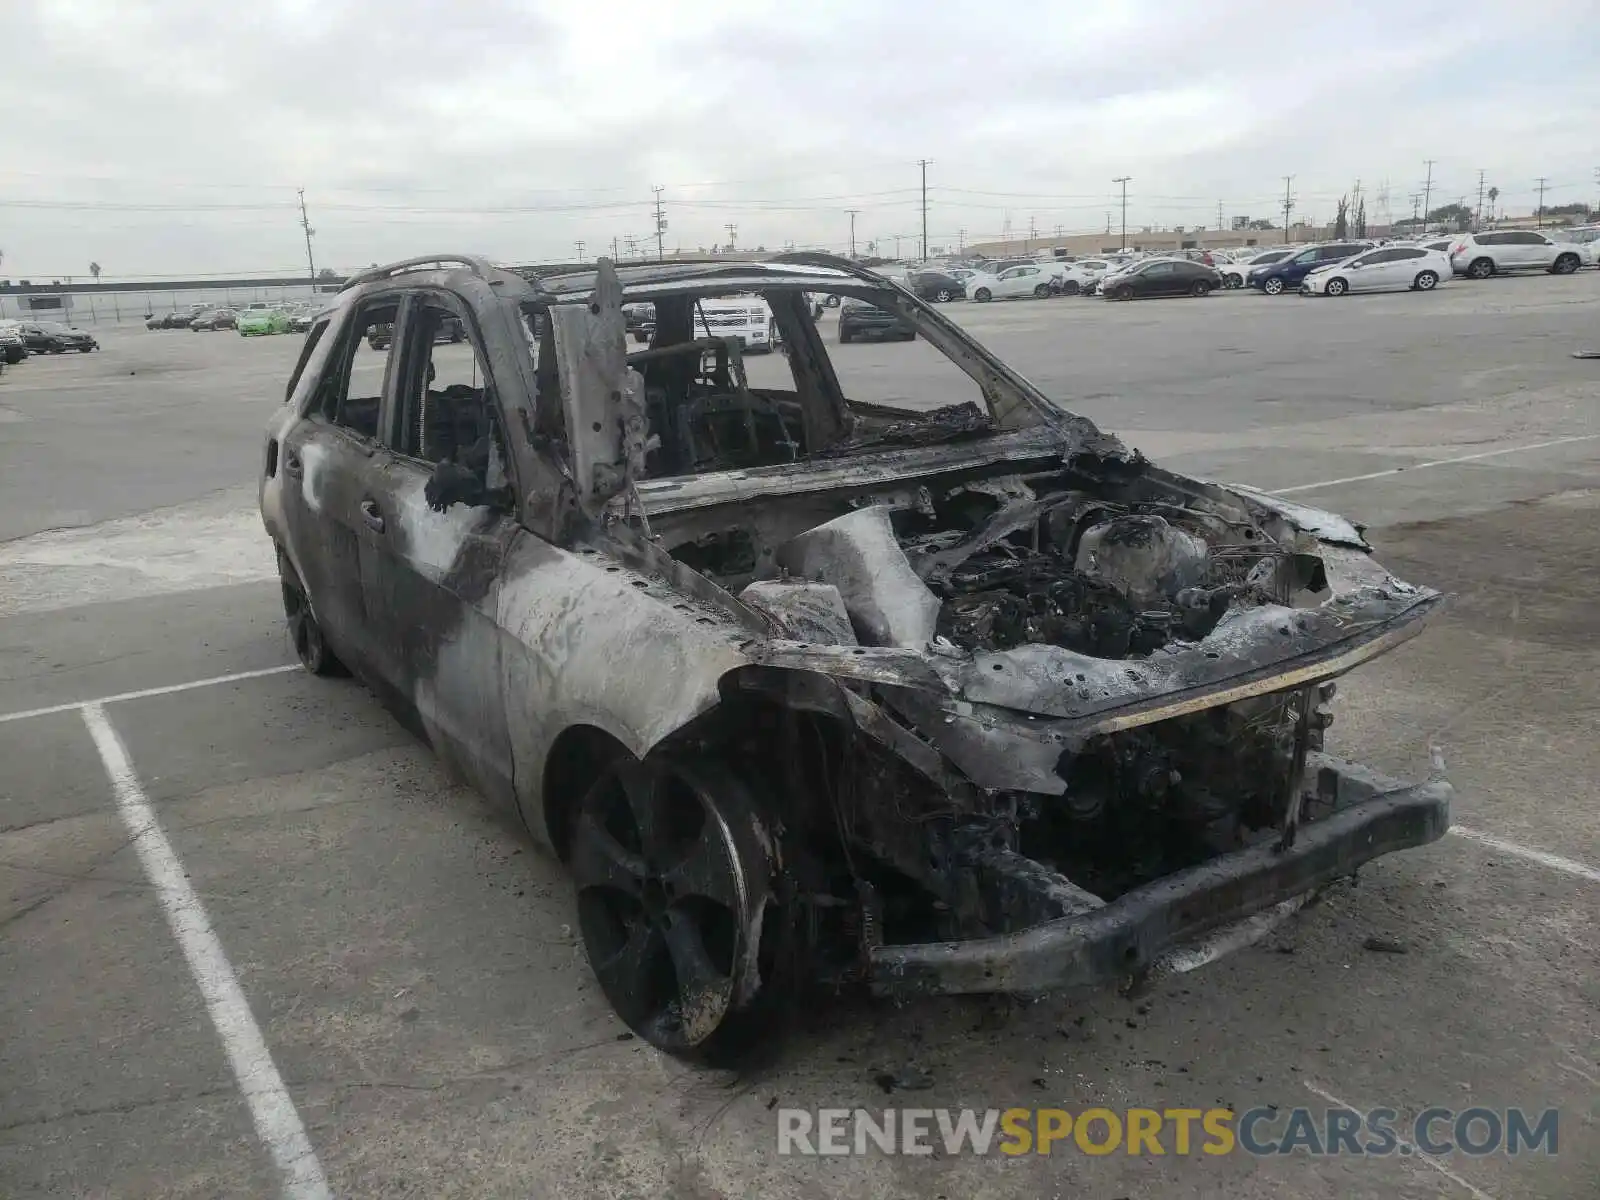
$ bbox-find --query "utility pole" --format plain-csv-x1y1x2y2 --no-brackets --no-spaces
1112,177,1131,250
724,223,737,251
1027,215,1037,251
651,186,667,261
1280,176,1295,243
1421,159,1436,232
1217,199,1224,232
957,226,966,253
1409,194,1422,231
917,158,931,261
1535,177,1549,226
845,209,859,258
297,189,317,284
611,236,619,260
1475,169,1486,229
574,240,586,260
893,234,902,259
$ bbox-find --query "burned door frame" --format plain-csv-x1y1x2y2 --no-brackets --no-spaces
361,285,522,813
279,291,406,677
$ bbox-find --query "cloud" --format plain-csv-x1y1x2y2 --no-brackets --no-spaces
0,0,1594,275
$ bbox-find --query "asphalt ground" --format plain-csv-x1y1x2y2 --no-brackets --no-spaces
1,272,1597,1198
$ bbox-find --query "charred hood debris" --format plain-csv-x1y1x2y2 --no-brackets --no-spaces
262,252,1453,1062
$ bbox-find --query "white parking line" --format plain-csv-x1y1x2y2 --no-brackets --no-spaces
1269,434,1600,496
1450,825,1600,884
0,664,298,725
80,702,332,1200
1303,1081,1495,1200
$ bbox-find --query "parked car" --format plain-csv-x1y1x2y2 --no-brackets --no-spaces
369,315,463,349
14,321,97,352
1448,231,1585,279
1299,246,1452,296
1220,249,1293,289
837,296,916,341
238,309,293,336
968,262,1061,302
1249,242,1373,294
261,252,1451,1062
1101,258,1222,300
191,308,238,331
286,306,324,334
906,270,967,303
0,323,28,365
1544,229,1597,268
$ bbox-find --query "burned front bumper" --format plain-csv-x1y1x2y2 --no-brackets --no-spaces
868,753,1451,997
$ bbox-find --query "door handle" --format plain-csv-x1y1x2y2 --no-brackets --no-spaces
359,499,385,533
283,449,303,479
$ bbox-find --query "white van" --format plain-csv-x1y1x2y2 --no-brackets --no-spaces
693,295,776,353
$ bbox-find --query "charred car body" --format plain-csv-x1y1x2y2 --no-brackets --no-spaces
260,252,1451,1062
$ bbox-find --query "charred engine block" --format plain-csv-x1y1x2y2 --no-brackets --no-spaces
928,510,1280,659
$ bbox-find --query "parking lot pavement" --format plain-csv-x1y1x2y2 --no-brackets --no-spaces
3,273,1597,1197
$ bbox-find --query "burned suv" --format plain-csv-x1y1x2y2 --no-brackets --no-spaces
261,253,1450,1062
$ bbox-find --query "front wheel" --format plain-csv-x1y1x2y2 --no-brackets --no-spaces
973,287,992,302
1114,284,1135,301
1032,283,1051,298
1325,278,1349,296
1413,270,1439,291
838,327,852,344
1262,277,1285,295
571,757,794,1064
1552,254,1580,275
1224,274,1243,289
1060,279,1081,296
1190,280,1211,297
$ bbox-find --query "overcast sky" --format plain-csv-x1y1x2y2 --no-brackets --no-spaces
2,0,1596,278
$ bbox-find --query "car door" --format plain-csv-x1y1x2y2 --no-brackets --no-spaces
1137,261,1176,295
359,290,519,812
1383,247,1430,288
1343,248,1391,291
1523,232,1560,269
994,266,1029,298
276,294,403,678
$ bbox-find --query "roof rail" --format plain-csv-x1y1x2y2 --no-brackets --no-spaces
339,254,499,292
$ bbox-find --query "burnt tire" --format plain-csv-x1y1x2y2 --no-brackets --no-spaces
1060,279,1081,296
1467,257,1495,280
1325,277,1349,296
1413,270,1439,291
570,756,797,1065
973,287,992,302
278,550,345,677
1032,283,1051,298
1552,253,1580,275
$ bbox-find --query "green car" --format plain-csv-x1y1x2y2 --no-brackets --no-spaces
237,308,291,336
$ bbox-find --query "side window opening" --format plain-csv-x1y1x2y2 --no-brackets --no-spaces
312,299,398,440
397,301,514,512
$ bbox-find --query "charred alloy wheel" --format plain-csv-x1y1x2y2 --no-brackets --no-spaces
1032,283,1051,298
1262,276,1285,295
571,757,786,1062
278,552,344,676
1325,277,1349,296
973,287,992,302
1467,257,1494,280
1061,279,1081,296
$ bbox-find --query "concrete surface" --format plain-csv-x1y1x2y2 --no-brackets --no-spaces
1,273,1597,1198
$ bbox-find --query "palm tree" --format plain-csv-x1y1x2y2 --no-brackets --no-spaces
89,262,102,282
1486,187,1499,224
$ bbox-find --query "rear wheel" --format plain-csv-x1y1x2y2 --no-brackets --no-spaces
1190,280,1211,297
1032,283,1051,298
1060,279,1081,296
1114,284,1135,301
935,288,952,302
278,551,344,676
1552,253,1580,275
1413,270,1439,291
1224,273,1243,289
1467,257,1494,280
571,756,792,1064
1262,277,1285,295
973,287,992,302
1325,277,1349,296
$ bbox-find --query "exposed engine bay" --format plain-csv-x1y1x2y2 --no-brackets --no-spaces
657,452,1363,905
